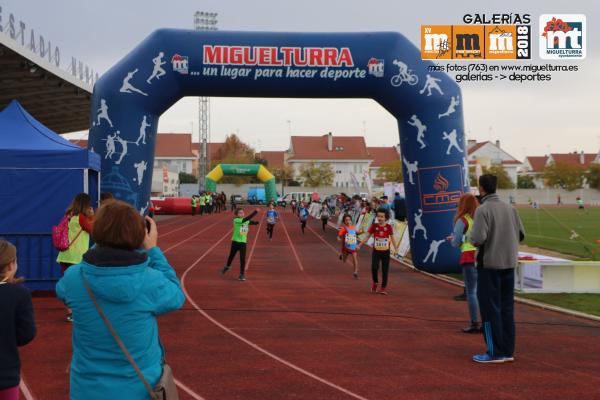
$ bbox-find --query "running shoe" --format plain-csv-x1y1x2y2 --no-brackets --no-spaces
371,283,378,293
238,274,246,281
453,292,467,301
221,265,231,275
462,322,482,333
378,287,388,295
472,353,505,364
353,272,359,279
66,313,73,323
502,356,515,362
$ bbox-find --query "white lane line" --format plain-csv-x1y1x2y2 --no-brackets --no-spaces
181,231,369,400
175,379,207,400
20,378,35,400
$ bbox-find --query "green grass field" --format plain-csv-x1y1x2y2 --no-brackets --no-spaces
518,293,600,316
518,208,600,260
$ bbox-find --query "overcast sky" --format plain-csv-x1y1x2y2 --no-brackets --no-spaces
3,0,599,160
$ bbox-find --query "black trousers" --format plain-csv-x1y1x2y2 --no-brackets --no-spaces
226,241,247,274
266,223,275,238
371,251,390,287
477,268,515,358
321,217,328,231
300,219,307,233
191,206,196,216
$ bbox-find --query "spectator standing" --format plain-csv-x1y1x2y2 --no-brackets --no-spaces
470,174,525,364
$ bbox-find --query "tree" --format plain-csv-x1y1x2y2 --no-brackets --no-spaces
542,162,584,191
179,172,198,184
376,160,404,182
272,164,295,194
468,165,514,189
298,162,334,187
211,133,257,184
482,165,515,189
586,163,600,189
517,175,536,189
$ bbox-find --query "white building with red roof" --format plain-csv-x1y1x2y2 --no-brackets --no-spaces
521,151,598,188
367,146,401,184
467,140,523,184
287,132,373,188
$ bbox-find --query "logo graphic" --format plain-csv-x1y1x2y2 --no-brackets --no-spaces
421,26,452,60
539,15,586,59
421,25,530,60
367,58,385,77
171,54,189,74
418,165,463,213
453,26,484,59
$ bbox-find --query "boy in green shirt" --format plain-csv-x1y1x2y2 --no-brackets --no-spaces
199,193,207,216
221,208,259,281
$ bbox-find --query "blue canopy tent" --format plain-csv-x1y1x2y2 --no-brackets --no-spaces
0,100,100,290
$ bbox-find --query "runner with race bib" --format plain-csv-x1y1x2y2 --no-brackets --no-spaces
318,203,331,232
221,208,259,281
338,214,360,279
298,202,309,234
265,202,279,241
358,208,397,295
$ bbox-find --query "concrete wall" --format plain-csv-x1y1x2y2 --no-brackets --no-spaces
496,188,600,205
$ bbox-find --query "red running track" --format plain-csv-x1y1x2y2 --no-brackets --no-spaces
19,207,600,399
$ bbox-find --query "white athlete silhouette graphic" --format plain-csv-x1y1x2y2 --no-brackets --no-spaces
105,131,118,160
419,74,444,96
438,96,460,118
407,114,427,149
147,52,166,84
403,157,418,185
115,133,128,165
95,99,113,127
463,157,470,186
442,129,463,155
136,115,151,145
412,209,427,240
120,69,148,96
423,239,445,263
134,160,147,186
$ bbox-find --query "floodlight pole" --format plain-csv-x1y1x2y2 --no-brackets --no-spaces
194,11,218,193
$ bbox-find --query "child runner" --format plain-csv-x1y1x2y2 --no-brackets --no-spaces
358,208,397,295
318,202,331,232
265,202,279,240
290,199,297,215
298,202,309,234
221,208,260,281
0,240,36,400
447,193,481,333
338,214,359,279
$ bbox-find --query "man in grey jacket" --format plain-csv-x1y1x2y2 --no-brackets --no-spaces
470,174,525,364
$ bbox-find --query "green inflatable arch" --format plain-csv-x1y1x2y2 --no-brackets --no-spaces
205,164,277,202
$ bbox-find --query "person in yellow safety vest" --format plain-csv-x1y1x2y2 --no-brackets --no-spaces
447,193,481,333
206,193,213,214
198,193,207,216
191,195,198,216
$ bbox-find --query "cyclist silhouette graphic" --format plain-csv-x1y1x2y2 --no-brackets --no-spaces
390,59,419,87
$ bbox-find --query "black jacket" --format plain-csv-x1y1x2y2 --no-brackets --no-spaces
0,282,36,389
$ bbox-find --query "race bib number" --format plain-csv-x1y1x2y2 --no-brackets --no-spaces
240,224,249,235
345,233,357,246
374,237,389,251
267,217,275,224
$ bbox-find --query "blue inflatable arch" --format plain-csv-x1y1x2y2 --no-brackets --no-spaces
88,29,468,273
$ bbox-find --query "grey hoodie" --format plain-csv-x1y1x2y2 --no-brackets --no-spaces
471,193,525,269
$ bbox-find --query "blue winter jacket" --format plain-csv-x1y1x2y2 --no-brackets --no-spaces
56,246,185,400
